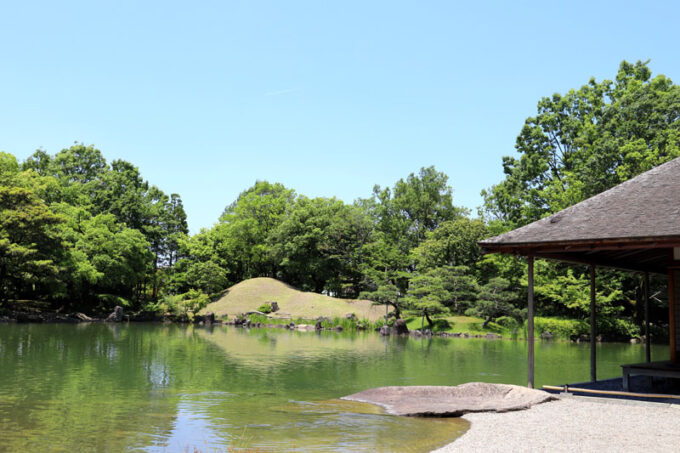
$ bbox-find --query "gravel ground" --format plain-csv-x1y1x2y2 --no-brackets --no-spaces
434,396,680,452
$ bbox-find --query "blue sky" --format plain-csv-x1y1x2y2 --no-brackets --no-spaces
1,0,679,232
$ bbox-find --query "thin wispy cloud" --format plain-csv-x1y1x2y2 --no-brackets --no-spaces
264,88,301,97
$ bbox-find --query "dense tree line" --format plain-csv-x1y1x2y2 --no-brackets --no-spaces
1,60,678,337
0,145,187,312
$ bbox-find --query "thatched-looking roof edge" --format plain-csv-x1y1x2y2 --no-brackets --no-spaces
479,157,680,247
479,236,680,254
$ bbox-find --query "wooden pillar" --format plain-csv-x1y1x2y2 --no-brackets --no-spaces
670,268,678,363
644,272,651,363
671,249,680,363
527,255,535,389
590,265,597,382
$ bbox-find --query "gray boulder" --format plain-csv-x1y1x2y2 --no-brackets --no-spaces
393,319,409,335
105,306,124,322
74,312,95,322
342,382,557,417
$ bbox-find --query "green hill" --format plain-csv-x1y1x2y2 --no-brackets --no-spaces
201,277,387,321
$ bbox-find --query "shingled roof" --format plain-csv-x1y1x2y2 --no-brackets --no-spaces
480,156,680,273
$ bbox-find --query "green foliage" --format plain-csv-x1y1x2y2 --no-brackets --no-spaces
360,279,403,319
465,277,522,327
270,196,372,295
411,218,487,270
97,294,131,310
0,152,19,175
214,181,296,281
598,318,641,340
0,181,65,301
531,261,625,320
483,60,680,225
403,269,451,329
184,260,229,295
0,145,188,311
247,313,270,324
157,289,210,320
533,317,587,339
495,316,520,329
373,166,464,248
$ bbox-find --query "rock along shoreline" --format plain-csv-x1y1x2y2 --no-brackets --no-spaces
0,308,645,344
0,307,510,340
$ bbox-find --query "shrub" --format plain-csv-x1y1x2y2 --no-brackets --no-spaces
532,317,587,339
494,316,519,329
247,313,269,324
97,293,131,311
156,289,210,320
597,317,641,340
257,303,272,314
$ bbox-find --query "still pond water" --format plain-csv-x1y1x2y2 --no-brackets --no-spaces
0,324,668,452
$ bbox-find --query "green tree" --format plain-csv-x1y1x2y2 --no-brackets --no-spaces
218,181,296,280
445,265,480,315
403,269,451,330
185,261,229,295
0,183,64,301
411,218,488,271
483,60,680,225
360,278,403,319
75,214,154,305
165,194,188,267
0,152,20,175
53,143,108,184
466,277,520,328
532,261,624,319
373,166,463,250
270,197,371,294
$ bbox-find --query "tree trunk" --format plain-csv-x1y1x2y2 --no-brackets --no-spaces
425,310,434,330
390,302,401,319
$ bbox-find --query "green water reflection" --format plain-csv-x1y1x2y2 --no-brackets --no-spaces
0,324,668,452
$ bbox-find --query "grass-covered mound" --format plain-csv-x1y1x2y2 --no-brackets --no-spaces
201,277,387,322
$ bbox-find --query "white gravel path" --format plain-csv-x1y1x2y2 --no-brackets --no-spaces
434,396,680,453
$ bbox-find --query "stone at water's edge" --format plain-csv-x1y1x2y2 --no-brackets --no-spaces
393,319,409,335
74,312,94,322
341,382,557,417
105,306,124,322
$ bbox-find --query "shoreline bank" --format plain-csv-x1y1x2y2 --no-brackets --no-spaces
0,309,660,345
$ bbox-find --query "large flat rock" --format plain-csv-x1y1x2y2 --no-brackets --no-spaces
341,382,557,417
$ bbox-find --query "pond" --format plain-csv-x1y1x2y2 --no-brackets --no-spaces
0,324,668,452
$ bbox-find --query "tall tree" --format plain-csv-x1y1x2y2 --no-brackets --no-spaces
373,166,463,250
483,60,680,226
411,218,488,271
0,182,64,301
269,197,371,294
53,144,108,184
218,181,296,280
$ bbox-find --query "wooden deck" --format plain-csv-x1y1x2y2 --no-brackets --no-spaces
622,361,680,391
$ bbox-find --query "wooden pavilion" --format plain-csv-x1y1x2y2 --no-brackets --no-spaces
479,157,680,390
